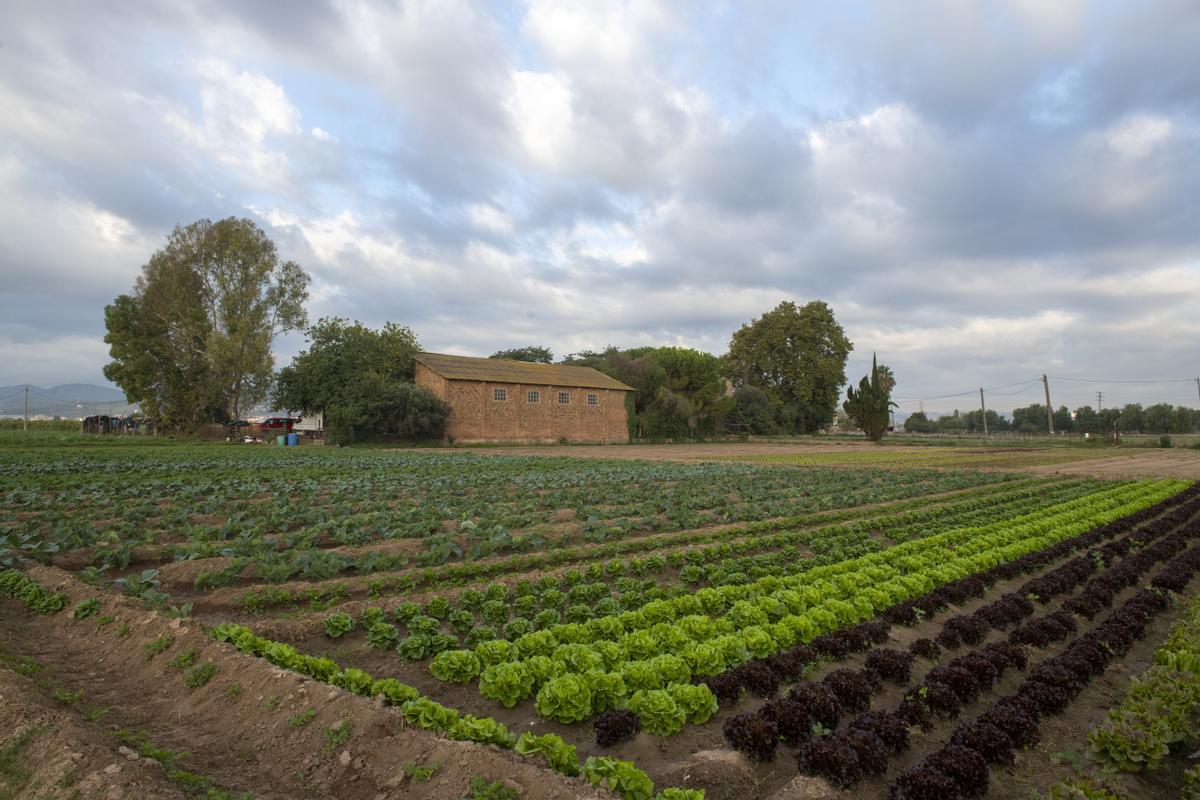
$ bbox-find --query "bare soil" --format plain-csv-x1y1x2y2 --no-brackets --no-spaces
1029,448,1200,480
0,663,188,800
459,441,1200,481
0,566,606,800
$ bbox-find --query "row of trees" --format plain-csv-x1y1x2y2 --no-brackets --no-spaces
904,403,1200,435
104,219,884,441
563,300,862,438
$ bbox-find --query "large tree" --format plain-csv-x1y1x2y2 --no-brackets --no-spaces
843,354,897,441
103,218,309,425
728,300,853,433
273,317,421,416
273,317,445,443
564,345,731,438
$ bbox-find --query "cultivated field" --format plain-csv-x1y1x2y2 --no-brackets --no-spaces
2,441,1199,800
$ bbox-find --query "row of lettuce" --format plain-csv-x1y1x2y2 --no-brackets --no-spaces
209,623,697,800
310,478,1098,653
1045,593,1200,799
0,567,699,800
237,473,1058,613
424,480,1187,725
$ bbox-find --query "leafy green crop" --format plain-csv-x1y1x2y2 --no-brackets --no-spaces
323,612,354,638
430,650,482,684
629,689,685,736
479,662,534,708
535,674,593,724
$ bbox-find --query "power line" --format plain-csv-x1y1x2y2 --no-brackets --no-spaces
1046,376,1195,386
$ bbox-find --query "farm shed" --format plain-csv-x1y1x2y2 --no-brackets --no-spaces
413,352,634,444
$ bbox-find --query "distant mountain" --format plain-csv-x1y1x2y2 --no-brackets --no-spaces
0,384,136,418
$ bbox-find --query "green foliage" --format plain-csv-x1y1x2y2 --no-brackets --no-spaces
72,598,101,620
184,662,217,689
479,662,534,708
365,622,400,649
728,300,853,433
323,721,351,751
843,353,897,442
582,756,655,800
104,217,309,425
273,316,419,421
324,374,449,445
323,612,354,638
535,674,594,723
514,732,581,776
144,635,174,657
402,761,440,781
168,649,197,669
667,683,718,725
430,650,483,684
0,569,69,613
463,776,519,800
654,791,706,800
490,347,553,363
629,689,686,736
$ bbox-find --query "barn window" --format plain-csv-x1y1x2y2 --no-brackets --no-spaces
587,393,599,406
493,388,508,401
527,390,540,404
558,391,570,405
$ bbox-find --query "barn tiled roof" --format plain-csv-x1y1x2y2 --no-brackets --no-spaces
415,352,634,391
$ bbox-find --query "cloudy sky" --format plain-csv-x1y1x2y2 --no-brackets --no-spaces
2,0,1198,413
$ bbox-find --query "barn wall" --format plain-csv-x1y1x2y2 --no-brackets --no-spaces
418,377,630,443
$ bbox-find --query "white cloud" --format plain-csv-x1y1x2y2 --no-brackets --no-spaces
164,59,302,187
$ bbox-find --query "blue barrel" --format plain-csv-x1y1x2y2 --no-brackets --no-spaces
287,432,299,447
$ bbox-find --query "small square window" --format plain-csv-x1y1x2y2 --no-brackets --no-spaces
587,393,599,406
493,388,507,401
527,390,540,404
558,391,570,405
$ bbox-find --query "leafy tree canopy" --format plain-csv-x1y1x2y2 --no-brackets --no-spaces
273,317,420,414
728,300,852,433
104,217,309,426
490,346,553,363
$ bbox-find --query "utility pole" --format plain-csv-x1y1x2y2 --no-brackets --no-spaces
979,388,988,436
1195,378,1199,406
1097,391,1102,412
1042,374,1054,436
23,385,28,432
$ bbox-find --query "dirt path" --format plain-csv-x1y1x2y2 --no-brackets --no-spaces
1029,448,1200,480
0,566,606,800
459,441,1199,480
0,662,189,800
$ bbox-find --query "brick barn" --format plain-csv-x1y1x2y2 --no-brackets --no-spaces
413,352,634,444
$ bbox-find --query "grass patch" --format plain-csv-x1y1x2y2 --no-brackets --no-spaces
184,662,216,689
0,725,45,789
287,709,317,728
323,721,351,753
